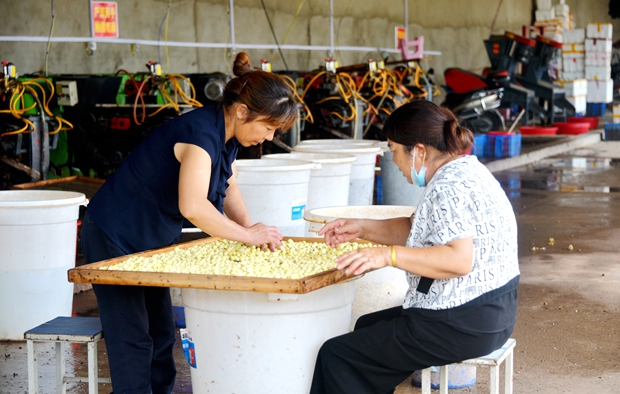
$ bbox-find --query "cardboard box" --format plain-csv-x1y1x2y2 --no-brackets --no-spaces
563,29,584,45
534,19,564,30
536,9,555,21
585,66,611,80
613,104,620,123
566,95,587,114
536,0,552,10
562,53,585,72
562,43,585,53
585,38,612,53
555,79,588,96
554,3,570,16
587,79,613,103
587,23,613,39
562,71,585,81
585,51,611,67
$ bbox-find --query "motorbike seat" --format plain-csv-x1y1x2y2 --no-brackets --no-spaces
444,68,489,94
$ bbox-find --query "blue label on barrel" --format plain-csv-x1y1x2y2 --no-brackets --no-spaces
180,328,197,369
291,199,306,220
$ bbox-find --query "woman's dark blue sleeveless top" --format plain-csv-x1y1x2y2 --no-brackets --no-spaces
87,105,239,254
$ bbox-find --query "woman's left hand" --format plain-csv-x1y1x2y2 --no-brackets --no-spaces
336,246,391,276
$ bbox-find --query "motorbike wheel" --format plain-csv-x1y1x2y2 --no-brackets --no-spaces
462,111,503,134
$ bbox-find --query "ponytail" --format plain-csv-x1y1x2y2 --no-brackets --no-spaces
223,52,298,131
383,100,473,155
443,117,473,154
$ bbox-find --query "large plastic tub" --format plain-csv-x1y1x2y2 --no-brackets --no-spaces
293,144,383,206
181,281,355,394
261,152,356,236
304,205,415,328
519,126,558,135
379,150,425,206
553,121,590,135
235,159,314,237
568,116,599,130
297,138,385,148
0,190,86,340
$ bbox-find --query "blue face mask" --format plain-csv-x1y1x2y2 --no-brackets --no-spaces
411,147,427,187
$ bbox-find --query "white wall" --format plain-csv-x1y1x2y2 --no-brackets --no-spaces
0,0,617,85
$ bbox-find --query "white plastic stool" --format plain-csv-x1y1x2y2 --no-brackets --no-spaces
421,338,516,394
24,316,111,394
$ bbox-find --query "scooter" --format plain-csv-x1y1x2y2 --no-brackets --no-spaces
442,67,507,133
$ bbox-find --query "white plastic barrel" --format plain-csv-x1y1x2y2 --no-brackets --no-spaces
0,190,86,340
181,281,355,394
303,205,415,328
261,153,356,235
293,144,382,206
296,138,379,146
379,150,426,206
235,159,315,237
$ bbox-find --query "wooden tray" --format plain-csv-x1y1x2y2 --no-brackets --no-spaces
68,237,369,294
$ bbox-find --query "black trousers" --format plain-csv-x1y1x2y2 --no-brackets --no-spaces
309,304,513,394
82,213,177,394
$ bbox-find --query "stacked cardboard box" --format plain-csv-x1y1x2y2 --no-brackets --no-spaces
532,1,571,80
555,79,587,115
561,29,585,81
585,23,613,105
553,0,572,31
613,104,620,124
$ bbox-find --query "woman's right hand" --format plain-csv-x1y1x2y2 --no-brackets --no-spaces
318,219,363,247
246,223,283,251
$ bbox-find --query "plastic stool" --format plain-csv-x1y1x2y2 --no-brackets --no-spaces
24,316,111,394
420,338,516,394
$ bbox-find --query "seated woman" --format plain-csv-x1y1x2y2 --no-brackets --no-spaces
310,100,519,394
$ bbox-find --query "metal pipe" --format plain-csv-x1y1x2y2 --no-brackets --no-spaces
0,36,441,55
88,0,94,38
228,0,236,54
404,0,408,41
329,0,334,55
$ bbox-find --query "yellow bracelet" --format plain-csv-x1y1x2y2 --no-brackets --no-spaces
391,245,397,268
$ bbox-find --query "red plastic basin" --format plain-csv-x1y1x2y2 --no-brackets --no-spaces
568,116,598,130
519,126,558,135
553,122,590,135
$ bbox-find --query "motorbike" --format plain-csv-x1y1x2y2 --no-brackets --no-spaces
442,67,509,133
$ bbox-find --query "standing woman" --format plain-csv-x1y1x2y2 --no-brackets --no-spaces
81,52,298,394
310,100,520,394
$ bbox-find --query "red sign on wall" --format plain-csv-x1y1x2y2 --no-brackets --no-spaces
395,27,407,49
92,1,119,38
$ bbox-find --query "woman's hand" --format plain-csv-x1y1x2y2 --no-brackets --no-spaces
318,219,363,247
336,246,391,276
246,223,283,251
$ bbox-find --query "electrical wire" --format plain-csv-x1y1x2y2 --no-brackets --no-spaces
157,0,172,69
271,0,305,63
45,0,56,76
489,0,504,37
259,0,289,71
133,75,150,126
280,74,313,123
0,78,73,137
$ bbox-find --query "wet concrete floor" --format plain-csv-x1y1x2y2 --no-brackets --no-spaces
3,137,620,393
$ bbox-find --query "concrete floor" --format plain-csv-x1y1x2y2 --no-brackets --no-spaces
3,128,620,393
